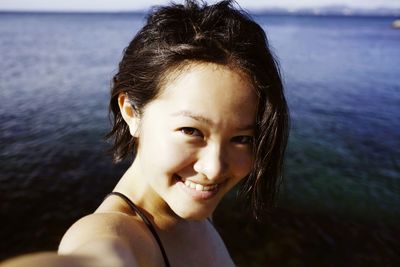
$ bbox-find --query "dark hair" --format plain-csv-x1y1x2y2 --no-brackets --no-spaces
106,0,289,218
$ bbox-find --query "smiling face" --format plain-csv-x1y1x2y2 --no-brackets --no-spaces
122,62,258,220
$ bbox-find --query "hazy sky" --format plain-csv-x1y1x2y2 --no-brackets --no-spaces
1,0,400,12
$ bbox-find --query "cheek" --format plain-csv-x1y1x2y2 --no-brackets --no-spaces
148,134,197,174
231,151,254,179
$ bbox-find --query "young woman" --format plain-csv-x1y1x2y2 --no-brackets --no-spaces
1,1,288,266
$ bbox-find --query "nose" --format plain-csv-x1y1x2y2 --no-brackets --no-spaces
193,143,228,181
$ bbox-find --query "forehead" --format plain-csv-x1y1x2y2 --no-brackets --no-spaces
150,62,258,126
158,62,256,103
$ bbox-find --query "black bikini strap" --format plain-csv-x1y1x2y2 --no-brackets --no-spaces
105,192,171,267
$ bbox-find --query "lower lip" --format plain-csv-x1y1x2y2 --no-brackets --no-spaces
175,177,219,200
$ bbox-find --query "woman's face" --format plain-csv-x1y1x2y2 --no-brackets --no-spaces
131,63,258,220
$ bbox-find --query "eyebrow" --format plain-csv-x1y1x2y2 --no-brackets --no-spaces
172,110,255,131
172,110,215,126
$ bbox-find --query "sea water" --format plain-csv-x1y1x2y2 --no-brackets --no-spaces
0,12,399,265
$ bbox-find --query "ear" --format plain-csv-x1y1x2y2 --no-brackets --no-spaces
118,93,140,137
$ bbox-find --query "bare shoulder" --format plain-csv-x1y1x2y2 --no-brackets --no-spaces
58,212,132,253
59,212,164,267
204,221,236,266
166,220,235,267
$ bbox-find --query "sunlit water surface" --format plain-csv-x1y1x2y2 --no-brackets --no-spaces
0,12,399,266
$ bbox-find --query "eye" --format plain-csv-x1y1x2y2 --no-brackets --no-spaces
231,135,254,145
180,127,203,138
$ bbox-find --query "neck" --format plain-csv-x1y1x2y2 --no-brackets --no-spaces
113,160,184,230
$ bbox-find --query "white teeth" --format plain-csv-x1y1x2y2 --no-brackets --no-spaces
183,180,218,191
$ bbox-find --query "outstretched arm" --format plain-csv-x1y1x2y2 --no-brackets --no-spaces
0,236,137,267
1,213,139,267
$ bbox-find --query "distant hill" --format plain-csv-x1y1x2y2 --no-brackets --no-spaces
0,5,399,17
250,5,400,17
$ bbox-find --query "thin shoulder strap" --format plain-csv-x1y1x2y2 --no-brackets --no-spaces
105,192,171,267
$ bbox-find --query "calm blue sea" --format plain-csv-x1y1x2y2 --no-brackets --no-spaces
0,12,399,265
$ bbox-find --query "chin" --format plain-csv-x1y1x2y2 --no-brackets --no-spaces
173,205,214,221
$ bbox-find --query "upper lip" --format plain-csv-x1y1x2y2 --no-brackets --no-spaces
175,175,220,186
185,180,218,186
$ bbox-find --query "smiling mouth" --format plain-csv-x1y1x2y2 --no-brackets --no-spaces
174,175,219,192
184,180,219,192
